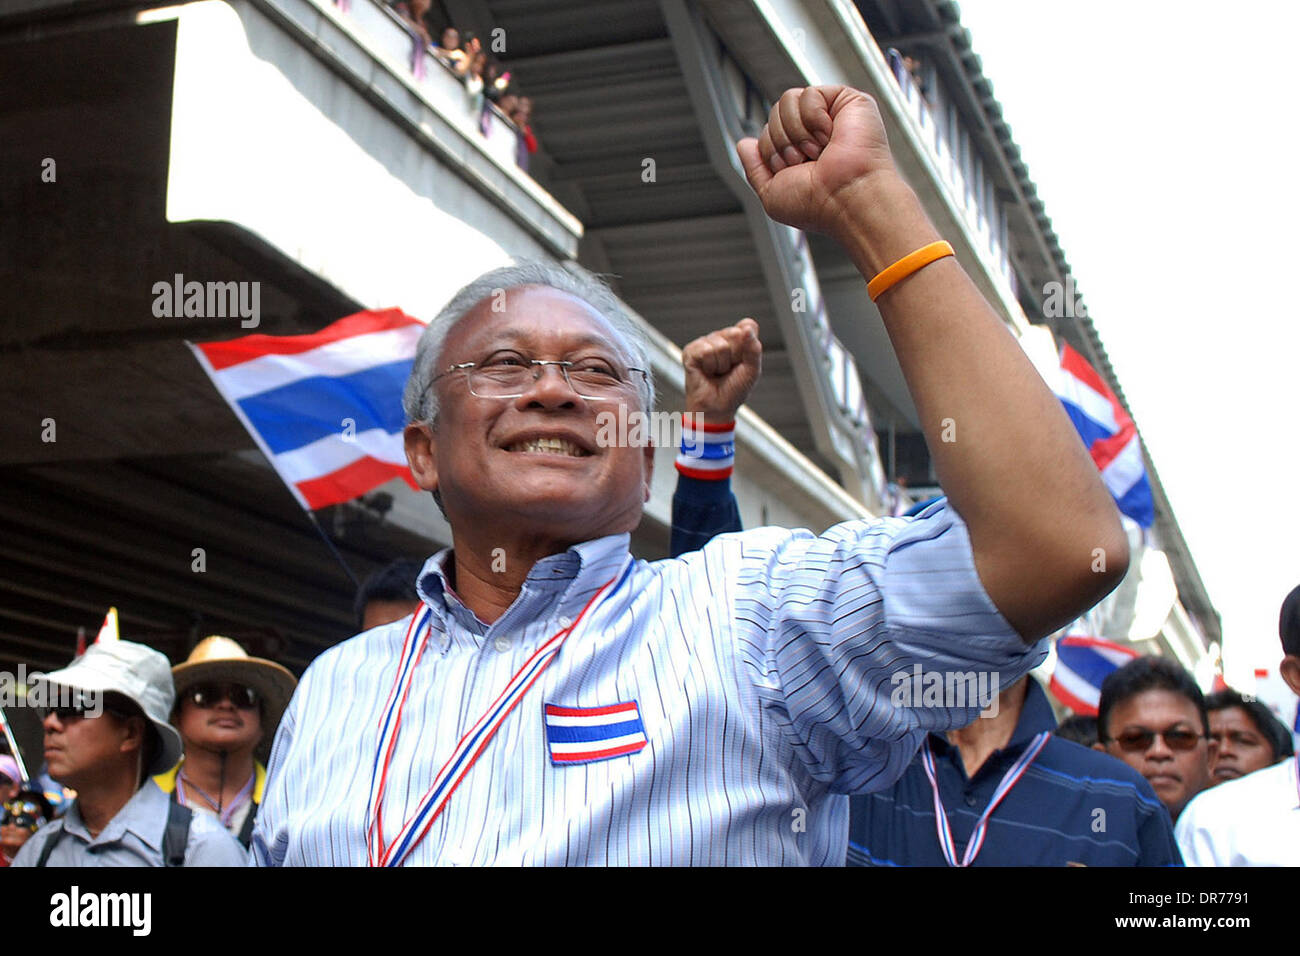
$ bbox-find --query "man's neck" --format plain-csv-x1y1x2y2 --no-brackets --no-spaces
945,678,1030,778
74,768,140,839
181,745,257,798
447,533,594,624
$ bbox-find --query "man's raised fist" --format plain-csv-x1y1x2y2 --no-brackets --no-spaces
735,86,897,241
683,318,762,425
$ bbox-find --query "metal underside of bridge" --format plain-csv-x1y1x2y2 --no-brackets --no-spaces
0,0,887,672
0,0,1219,674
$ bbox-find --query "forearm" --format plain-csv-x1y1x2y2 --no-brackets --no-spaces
837,173,1128,640
671,474,741,557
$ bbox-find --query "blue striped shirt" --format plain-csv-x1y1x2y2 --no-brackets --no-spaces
253,500,1046,865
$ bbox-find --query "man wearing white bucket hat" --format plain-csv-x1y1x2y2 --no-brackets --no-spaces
10,639,247,867
155,636,297,847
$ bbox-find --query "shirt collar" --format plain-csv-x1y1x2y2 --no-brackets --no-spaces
416,534,632,635
154,761,181,793
1007,677,1057,747
154,758,266,801
65,781,169,849
253,760,268,803
927,678,1056,764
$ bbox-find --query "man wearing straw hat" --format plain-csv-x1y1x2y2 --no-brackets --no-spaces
156,636,296,848
11,639,247,866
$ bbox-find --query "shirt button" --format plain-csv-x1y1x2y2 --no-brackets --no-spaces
493,636,511,653
557,616,572,628
964,794,978,807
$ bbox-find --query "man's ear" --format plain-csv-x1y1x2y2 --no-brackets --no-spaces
1091,741,1107,753
1280,654,1300,698
119,716,146,758
405,422,439,494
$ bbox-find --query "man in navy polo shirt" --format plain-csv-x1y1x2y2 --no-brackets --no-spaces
845,675,1180,866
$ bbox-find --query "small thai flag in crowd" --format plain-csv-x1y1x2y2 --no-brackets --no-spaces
95,607,120,644
190,309,423,511
1052,343,1155,527
1050,634,1140,716
544,701,648,765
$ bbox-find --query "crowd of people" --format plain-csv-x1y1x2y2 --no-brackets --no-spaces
6,578,1295,867
0,577,423,867
2,83,1296,867
390,1,539,171
886,47,929,100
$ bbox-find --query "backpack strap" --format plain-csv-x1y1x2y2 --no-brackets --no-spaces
35,801,191,867
34,821,67,868
162,801,192,867
236,800,258,849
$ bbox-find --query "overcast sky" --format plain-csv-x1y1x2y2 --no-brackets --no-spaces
955,0,1300,693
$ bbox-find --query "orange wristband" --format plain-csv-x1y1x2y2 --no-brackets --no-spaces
866,240,954,301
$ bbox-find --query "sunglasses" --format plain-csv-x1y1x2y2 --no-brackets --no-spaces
2,799,48,832
41,690,139,723
41,702,126,721
187,683,259,710
1107,728,1204,753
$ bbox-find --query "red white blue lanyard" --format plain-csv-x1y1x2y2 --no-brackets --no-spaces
920,731,1050,867
365,556,632,867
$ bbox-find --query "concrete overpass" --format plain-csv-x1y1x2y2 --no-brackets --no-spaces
0,0,1217,681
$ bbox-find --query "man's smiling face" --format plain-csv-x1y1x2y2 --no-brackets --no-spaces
405,285,654,547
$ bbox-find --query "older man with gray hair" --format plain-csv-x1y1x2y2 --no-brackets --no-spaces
253,85,1129,866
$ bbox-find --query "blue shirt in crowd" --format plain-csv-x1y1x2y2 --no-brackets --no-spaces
846,678,1182,866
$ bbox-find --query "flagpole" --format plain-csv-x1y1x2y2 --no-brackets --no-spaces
307,512,361,591
0,708,28,781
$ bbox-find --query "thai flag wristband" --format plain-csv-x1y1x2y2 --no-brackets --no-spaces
676,419,735,481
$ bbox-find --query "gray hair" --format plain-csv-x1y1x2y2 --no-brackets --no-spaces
402,260,656,425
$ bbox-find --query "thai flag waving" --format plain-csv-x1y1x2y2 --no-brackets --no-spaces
190,309,423,511
1053,343,1155,527
1050,635,1140,716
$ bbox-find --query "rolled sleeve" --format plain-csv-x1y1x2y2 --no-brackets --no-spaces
735,499,1047,794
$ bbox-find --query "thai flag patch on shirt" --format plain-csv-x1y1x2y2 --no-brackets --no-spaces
544,701,648,765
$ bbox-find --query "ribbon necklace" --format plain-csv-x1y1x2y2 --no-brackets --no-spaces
366,556,633,867
920,731,1051,867
177,769,254,828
